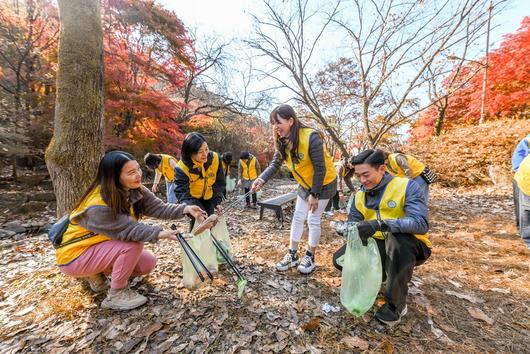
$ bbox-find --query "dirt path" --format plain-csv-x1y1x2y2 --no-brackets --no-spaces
0,182,528,353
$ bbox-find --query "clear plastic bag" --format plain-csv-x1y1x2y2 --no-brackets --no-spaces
340,224,382,317
226,176,236,193
210,216,233,264
181,231,218,289
346,193,354,212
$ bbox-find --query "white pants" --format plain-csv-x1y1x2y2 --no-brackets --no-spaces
290,196,329,248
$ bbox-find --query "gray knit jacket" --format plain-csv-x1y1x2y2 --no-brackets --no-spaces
71,185,187,244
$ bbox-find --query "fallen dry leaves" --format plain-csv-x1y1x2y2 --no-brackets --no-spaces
409,119,530,187
0,180,529,353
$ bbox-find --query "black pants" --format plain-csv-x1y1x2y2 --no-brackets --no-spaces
514,180,520,227
244,187,257,205
187,198,216,231
325,191,340,211
333,233,431,310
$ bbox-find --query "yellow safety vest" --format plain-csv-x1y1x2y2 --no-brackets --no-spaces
515,155,530,195
176,152,220,200
222,160,230,176
355,177,432,248
156,154,176,182
240,156,258,180
386,153,425,178
56,186,137,265
285,128,336,190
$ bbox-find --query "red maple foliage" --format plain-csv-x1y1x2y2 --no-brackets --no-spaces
411,17,530,140
102,0,193,155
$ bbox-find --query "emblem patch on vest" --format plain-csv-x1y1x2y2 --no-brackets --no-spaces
298,153,305,160
387,200,397,208
208,172,215,178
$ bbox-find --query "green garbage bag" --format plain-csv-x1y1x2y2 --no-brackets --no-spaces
210,216,233,264
181,230,218,289
340,224,382,317
226,176,236,193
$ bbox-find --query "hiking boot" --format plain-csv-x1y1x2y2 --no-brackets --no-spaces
101,288,147,311
276,249,299,271
375,303,408,326
245,202,251,208
83,273,109,293
297,250,316,274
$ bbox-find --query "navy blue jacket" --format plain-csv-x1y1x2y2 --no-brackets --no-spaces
348,172,429,235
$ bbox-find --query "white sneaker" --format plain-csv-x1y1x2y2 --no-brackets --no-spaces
276,249,299,271
297,251,316,274
101,288,147,311
323,211,334,217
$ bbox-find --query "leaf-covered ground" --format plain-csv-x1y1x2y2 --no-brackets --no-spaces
0,180,529,353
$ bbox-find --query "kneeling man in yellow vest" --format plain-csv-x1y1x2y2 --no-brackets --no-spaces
513,155,530,249
333,149,431,326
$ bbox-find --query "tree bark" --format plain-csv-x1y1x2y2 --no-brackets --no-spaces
45,0,104,216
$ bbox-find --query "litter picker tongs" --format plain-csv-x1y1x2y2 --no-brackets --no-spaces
190,189,254,234
171,224,213,283
209,228,247,298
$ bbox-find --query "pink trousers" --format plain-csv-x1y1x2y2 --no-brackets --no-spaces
59,240,157,289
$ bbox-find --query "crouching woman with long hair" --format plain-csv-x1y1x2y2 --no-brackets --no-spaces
56,151,206,310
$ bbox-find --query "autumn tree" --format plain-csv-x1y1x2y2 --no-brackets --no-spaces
0,0,59,175
101,0,193,155
45,0,104,216
248,0,503,150
411,16,530,139
331,0,506,147
247,0,348,155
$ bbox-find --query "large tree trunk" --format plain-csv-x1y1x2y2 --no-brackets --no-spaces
45,0,104,216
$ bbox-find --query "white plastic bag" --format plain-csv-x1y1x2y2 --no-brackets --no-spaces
210,216,233,264
180,230,218,289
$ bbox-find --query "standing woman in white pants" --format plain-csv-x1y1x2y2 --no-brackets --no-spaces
252,104,337,274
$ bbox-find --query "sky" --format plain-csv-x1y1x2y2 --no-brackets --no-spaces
161,0,529,111
165,0,528,52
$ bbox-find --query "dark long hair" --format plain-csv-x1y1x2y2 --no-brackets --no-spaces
75,151,144,218
181,132,208,164
269,104,309,162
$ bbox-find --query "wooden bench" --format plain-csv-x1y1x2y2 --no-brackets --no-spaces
258,192,297,223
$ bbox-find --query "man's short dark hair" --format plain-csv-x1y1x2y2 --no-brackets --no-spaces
222,152,233,164
144,153,162,169
351,149,386,168
240,151,250,160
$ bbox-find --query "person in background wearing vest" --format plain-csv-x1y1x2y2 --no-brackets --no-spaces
384,151,433,203
57,151,206,311
251,104,337,274
512,134,530,172
513,155,530,249
144,153,178,203
325,158,356,215
221,152,233,199
333,149,431,326
174,132,225,229
238,151,261,209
